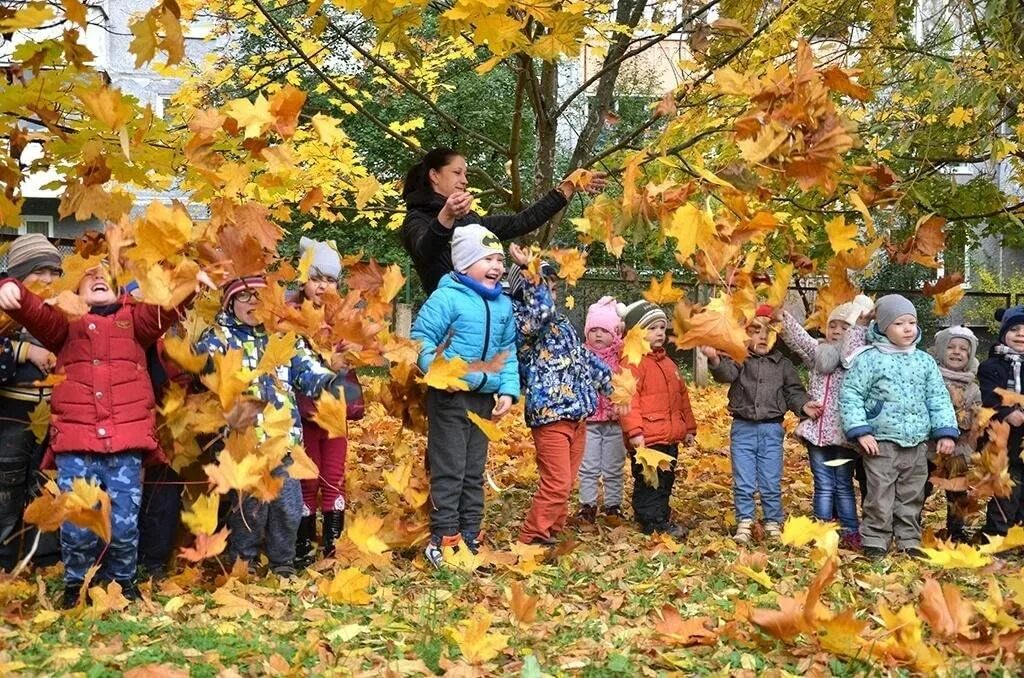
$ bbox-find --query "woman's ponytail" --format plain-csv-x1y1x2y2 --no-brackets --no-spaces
402,147,461,199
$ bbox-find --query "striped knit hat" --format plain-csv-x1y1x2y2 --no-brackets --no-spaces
222,276,267,309
5,233,62,281
506,262,557,299
617,300,667,331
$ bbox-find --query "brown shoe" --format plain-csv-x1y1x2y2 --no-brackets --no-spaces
577,504,597,523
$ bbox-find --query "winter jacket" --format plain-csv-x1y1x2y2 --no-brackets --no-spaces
0,279,180,467
411,273,520,399
194,312,341,448
927,371,982,459
978,344,1024,460
619,348,697,445
839,325,959,447
0,332,54,419
401,188,567,293
779,312,867,447
513,279,612,428
710,350,809,422
0,337,16,384
586,340,623,423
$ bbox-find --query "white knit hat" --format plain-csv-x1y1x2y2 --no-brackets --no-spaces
829,293,875,325
450,224,503,273
299,236,341,279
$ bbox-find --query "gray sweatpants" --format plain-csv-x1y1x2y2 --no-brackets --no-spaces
578,421,627,508
226,473,303,571
861,441,928,550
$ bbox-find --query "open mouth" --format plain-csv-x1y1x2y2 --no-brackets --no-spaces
484,270,501,283
90,281,110,293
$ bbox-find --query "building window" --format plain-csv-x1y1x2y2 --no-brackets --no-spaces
0,215,55,238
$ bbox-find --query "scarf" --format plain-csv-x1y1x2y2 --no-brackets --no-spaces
995,344,1024,393
938,365,976,385
587,339,622,368
453,272,503,300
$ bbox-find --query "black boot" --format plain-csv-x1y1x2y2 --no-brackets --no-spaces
62,584,83,609
322,510,344,558
294,515,317,568
116,579,141,601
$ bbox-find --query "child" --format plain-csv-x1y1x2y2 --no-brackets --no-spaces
410,224,520,567
0,264,193,606
577,296,627,521
619,300,696,539
925,326,981,543
839,294,958,558
777,295,873,549
0,233,62,571
506,250,612,545
704,304,819,544
979,306,1024,537
291,237,363,564
195,276,353,577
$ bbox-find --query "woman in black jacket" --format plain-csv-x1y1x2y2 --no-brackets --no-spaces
401,148,606,293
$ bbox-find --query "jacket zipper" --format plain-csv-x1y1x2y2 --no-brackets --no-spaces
473,297,492,392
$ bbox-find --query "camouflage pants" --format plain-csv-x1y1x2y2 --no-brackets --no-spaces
55,452,143,585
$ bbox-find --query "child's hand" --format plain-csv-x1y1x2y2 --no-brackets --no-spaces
683,433,696,446
1005,409,1024,427
699,345,720,365
858,434,880,456
803,401,823,419
614,403,631,417
196,270,217,291
508,243,530,267
492,394,513,418
857,309,874,327
0,281,23,310
936,438,956,455
629,435,644,449
26,344,55,374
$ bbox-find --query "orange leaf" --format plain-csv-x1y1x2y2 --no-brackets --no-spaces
655,605,719,646
932,285,965,316
508,581,538,625
179,527,230,562
163,335,209,374
547,248,587,286
418,354,472,391
919,577,973,639
675,296,749,362
642,272,684,304
467,410,501,442
64,477,112,543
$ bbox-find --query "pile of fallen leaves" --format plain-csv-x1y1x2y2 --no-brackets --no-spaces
2,384,1022,675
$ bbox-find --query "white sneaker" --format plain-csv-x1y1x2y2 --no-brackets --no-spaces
764,521,782,540
734,519,753,544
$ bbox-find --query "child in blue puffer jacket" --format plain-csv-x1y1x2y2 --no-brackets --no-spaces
839,294,958,559
506,245,613,546
411,224,520,568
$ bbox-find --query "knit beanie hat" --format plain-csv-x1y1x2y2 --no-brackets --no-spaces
450,224,503,273
829,293,875,325
931,325,979,372
996,305,1024,343
222,276,267,310
874,294,916,332
5,233,62,281
585,296,622,336
298,236,341,280
617,300,667,331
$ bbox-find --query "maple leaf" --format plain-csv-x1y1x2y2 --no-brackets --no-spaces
268,84,306,138
255,332,298,376
621,325,652,366
345,510,389,558
27,400,51,443
64,478,112,543
466,410,501,442
642,272,684,304
920,542,992,569
162,336,209,374
749,557,837,641
780,516,840,556
418,354,472,391
764,262,792,309
86,581,130,617
378,264,405,304
311,389,349,439
563,168,594,190
178,527,230,563
224,94,273,139
609,369,637,407
633,446,675,487
947,106,974,128
664,203,714,263
825,215,858,253
817,608,869,657
919,577,974,639
449,607,510,664
547,249,587,286
675,295,749,362
977,525,1024,554
932,284,965,316
200,349,254,411
655,605,719,646
507,581,538,626
319,567,373,605
22,480,65,534
181,493,219,536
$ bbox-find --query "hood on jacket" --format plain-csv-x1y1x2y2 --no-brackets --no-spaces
403,188,447,212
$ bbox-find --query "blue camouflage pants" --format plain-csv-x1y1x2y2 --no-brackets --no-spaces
55,452,143,586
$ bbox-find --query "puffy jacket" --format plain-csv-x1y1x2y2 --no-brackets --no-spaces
194,312,339,447
710,350,809,422
978,345,1024,459
411,273,520,399
779,311,867,447
839,325,959,447
620,349,697,446
514,279,612,427
1,279,180,467
401,188,567,294
587,340,623,423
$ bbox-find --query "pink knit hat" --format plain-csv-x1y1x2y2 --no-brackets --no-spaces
585,296,622,336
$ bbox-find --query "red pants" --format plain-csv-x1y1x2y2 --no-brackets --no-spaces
300,421,348,513
519,420,587,544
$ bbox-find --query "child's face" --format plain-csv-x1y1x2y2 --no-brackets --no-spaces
77,268,116,306
463,253,505,288
826,318,851,344
747,319,771,355
587,327,614,349
1005,324,1024,353
232,289,262,327
645,319,667,349
23,267,62,287
884,314,918,347
303,275,336,308
943,337,972,371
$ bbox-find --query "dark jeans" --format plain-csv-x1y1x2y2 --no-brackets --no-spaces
630,443,678,530
137,464,182,573
0,420,60,570
425,389,495,537
807,443,859,534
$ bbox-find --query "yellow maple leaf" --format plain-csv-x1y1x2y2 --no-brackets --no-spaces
296,247,315,283
633,446,675,487
379,264,405,303
345,511,389,557
311,113,346,145
825,215,857,253
947,106,974,128
319,567,373,605
466,410,502,442
449,607,510,664
200,349,254,411
643,272,684,304
664,204,705,262
312,389,348,439
675,296,750,362
255,332,297,376
932,285,965,316
764,263,792,309
547,249,587,286
0,3,55,31
181,493,219,536
28,401,51,443
978,525,1024,554
287,445,320,481
419,354,472,391
610,369,637,407
780,516,839,556
203,451,262,495
64,478,112,543
163,335,209,374
621,325,652,366
920,542,992,569
224,93,273,139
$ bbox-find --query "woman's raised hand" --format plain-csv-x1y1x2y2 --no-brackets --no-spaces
438,191,473,228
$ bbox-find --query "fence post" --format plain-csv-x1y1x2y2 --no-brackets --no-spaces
693,348,708,387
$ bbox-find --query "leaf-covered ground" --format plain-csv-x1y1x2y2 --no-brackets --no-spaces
1,385,1022,676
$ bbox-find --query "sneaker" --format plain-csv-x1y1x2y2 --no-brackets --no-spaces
839,532,862,551
764,521,782,541
461,530,485,555
577,504,597,523
61,584,83,610
603,505,623,519
862,546,888,560
899,546,927,559
271,564,297,578
424,534,461,569
663,522,689,541
734,519,754,545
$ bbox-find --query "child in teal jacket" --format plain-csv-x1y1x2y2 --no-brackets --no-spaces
410,224,520,568
839,294,958,558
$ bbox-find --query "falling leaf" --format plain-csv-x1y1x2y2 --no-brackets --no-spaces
633,446,675,487
932,285,965,316
345,511,389,557
64,478,112,543
163,336,209,374
621,325,652,366
675,296,749,362
28,401,51,443
610,369,637,407
825,215,857,253
178,527,229,562
547,249,587,286
181,493,219,536
642,272,684,304
919,577,974,639
312,389,348,439
466,410,501,442
418,354,472,391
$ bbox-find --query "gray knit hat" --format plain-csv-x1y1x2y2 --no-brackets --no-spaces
617,300,667,331
5,233,62,281
931,325,979,373
298,236,341,280
874,294,916,332
450,224,503,273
